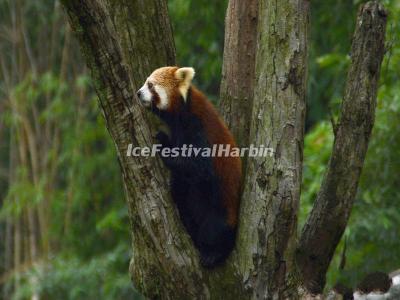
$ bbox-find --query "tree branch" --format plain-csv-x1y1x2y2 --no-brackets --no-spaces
61,1,206,298
298,1,387,293
219,0,258,150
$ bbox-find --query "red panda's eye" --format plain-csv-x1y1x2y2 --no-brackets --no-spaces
147,82,153,89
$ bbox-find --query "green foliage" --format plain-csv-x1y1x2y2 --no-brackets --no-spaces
0,71,132,298
307,0,357,127
8,245,137,300
168,0,228,100
299,122,333,226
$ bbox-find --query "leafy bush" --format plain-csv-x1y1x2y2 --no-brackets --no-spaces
8,244,139,300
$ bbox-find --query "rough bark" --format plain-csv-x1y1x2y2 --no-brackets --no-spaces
61,1,206,299
236,0,309,298
103,0,176,86
298,2,387,294
219,0,258,149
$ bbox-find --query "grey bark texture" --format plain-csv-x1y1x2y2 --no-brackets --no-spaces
61,0,387,299
297,2,387,294
219,0,258,150
236,0,309,298
61,1,206,299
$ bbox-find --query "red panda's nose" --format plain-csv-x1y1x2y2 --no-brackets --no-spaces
136,90,142,98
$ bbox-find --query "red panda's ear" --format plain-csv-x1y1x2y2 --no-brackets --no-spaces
175,67,195,101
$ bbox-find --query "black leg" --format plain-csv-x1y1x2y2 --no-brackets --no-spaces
196,215,235,268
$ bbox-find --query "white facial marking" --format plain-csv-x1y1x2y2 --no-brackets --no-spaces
393,274,400,285
154,85,168,110
353,291,365,300
138,79,153,107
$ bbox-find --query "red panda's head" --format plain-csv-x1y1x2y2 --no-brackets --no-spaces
136,66,195,112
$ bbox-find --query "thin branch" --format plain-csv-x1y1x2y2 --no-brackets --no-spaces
0,53,11,94
59,22,71,81
297,1,387,293
329,109,338,137
21,18,37,76
49,0,61,71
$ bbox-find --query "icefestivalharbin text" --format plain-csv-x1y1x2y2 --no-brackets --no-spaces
126,144,274,158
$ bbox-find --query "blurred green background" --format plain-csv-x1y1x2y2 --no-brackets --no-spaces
0,0,399,299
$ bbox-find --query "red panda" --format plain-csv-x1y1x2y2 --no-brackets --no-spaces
136,66,242,267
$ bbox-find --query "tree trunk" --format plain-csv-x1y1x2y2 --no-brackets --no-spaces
236,0,309,297
297,2,387,294
61,1,205,298
62,0,386,299
219,0,258,150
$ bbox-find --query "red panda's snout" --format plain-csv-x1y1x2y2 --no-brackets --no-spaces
136,82,158,108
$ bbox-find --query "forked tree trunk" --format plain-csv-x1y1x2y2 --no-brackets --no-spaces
62,0,386,299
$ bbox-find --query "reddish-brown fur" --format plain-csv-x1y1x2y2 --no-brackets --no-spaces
188,87,242,227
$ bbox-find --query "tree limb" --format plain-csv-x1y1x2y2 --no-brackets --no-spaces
297,1,387,293
61,1,206,298
219,0,258,150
